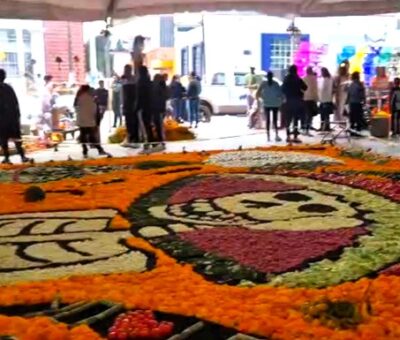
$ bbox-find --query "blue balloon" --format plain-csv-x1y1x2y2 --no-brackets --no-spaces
343,46,356,56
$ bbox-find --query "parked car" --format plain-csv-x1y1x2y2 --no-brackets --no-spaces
199,71,273,120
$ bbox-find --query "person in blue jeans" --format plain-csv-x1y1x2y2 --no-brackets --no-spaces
256,71,283,142
187,72,202,128
169,75,186,122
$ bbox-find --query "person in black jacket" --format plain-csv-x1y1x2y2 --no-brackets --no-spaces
122,81,138,145
187,72,202,128
151,74,169,146
0,69,30,164
121,64,139,146
136,66,153,146
170,75,186,122
282,65,307,143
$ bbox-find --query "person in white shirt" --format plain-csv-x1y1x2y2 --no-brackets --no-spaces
302,67,319,136
319,67,334,131
74,85,111,158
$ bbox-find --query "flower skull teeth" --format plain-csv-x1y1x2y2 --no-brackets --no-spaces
0,209,153,285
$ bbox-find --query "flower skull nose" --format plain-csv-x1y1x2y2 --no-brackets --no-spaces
298,204,338,213
242,200,282,209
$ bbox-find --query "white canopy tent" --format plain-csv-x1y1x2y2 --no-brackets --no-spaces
2,0,400,22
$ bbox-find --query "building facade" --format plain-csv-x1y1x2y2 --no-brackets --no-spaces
43,21,85,84
174,13,400,82
0,19,85,89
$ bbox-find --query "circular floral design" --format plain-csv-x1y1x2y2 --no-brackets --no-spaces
132,173,399,287
206,150,343,168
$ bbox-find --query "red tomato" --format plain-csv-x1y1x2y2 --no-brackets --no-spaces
136,328,151,338
107,331,118,340
159,322,174,336
145,320,158,328
115,331,129,340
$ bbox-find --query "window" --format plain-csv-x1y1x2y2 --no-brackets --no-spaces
211,72,225,85
270,37,301,74
181,47,189,76
0,52,19,77
192,43,203,77
0,29,17,44
270,38,291,71
234,73,246,86
22,29,32,50
160,16,174,47
0,29,17,52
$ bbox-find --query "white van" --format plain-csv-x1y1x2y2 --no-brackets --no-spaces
199,71,266,121
200,71,248,116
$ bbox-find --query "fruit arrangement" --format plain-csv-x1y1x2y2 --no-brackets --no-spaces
108,310,174,340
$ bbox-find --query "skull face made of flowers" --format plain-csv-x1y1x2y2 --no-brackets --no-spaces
148,178,363,232
133,173,387,287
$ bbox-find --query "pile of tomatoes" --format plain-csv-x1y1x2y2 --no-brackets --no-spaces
108,310,174,340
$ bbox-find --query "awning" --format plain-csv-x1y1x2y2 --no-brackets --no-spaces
2,0,400,22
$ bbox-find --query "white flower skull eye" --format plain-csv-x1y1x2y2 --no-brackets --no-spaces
0,210,151,285
150,190,363,231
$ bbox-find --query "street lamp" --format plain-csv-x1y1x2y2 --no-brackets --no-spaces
286,19,301,65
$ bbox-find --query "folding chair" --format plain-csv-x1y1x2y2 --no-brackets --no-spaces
320,120,351,145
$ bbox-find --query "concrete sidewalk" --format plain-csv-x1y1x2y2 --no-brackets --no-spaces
11,114,400,164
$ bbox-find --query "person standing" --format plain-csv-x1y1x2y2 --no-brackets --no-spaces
0,69,30,164
319,67,334,132
302,67,319,135
42,75,55,115
94,80,109,119
93,80,109,146
136,66,153,147
151,74,169,147
111,75,122,128
74,85,110,158
347,72,366,134
256,71,283,142
121,64,139,147
282,65,307,144
244,67,259,112
187,72,202,128
170,75,186,122
390,77,400,137
334,61,350,121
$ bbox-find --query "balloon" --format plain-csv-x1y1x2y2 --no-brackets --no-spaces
337,45,356,64
349,47,368,74
363,53,376,86
378,47,392,65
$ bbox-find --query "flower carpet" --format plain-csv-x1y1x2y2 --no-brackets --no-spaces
1,146,400,339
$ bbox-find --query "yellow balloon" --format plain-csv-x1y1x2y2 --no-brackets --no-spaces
0,51,6,62
349,47,368,74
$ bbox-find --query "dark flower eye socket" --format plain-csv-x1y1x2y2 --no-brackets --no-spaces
274,192,312,202
298,204,338,213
